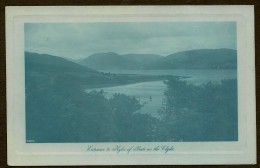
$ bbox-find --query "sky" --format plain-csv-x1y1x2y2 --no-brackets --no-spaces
24,22,237,59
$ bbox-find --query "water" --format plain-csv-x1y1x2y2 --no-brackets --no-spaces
87,81,166,118
101,69,237,85
86,69,237,118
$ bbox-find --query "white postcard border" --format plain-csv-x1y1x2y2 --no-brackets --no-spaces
6,6,256,166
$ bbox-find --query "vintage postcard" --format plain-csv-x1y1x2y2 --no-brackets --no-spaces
6,6,256,165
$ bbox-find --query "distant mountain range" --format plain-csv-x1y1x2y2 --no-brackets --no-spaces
122,53,162,66
79,48,237,70
25,48,237,82
25,52,168,90
80,52,140,70
79,52,163,70
147,49,237,69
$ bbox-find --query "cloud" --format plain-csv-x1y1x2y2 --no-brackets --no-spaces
25,22,236,59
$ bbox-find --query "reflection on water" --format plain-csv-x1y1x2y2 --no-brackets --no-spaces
86,70,237,118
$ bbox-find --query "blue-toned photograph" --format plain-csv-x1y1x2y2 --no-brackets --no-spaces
25,22,238,143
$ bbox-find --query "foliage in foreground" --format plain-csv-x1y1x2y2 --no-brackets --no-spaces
26,77,157,142
26,76,237,142
156,78,238,141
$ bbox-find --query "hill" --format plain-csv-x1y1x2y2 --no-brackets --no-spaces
25,52,168,90
146,49,237,69
122,54,163,67
25,52,98,74
80,52,141,70
25,52,113,92
80,49,237,70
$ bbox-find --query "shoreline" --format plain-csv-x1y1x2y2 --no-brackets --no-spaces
84,75,190,90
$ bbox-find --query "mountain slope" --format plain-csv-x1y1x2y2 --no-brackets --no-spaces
25,52,168,90
122,54,163,66
25,52,110,92
25,52,98,74
147,49,237,69
80,52,141,70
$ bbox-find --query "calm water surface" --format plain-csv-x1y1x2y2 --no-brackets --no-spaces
86,69,237,118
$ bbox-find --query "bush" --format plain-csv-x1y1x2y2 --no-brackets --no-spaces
159,78,238,141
